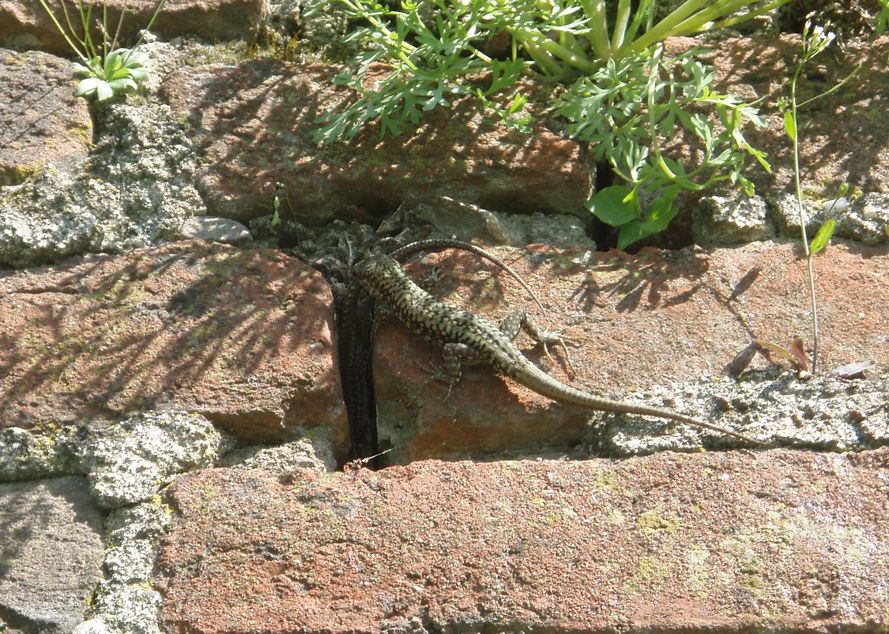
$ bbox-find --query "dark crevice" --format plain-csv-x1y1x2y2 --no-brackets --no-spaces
275,222,385,467
332,281,380,465
591,160,616,251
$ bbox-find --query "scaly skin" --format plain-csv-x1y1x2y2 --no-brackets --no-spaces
387,238,545,311
354,253,765,446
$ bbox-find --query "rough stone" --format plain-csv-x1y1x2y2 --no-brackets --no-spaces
0,476,104,633
371,241,889,462
82,499,173,634
91,582,162,634
770,191,889,245
0,48,92,186
159,60,590,225
179,217,252,245
0,102,204,267
104,501,173,585
73,619,108,634
0,241,348,457
221,431,337,477
597,372,889,456
693,193,775,244
0,423,86,481
135,40,194,96
267,0,354,62
0,0,267,57
1,425,180,633
380,195,597,251
83,411,233,508
157,450,889,633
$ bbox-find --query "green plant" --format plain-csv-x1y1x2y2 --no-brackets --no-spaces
554,45,768,248
316,0,790,247
779,19,859,374
37,0,166,103
72,47,149,101
271,182,296,227
876,0,889,34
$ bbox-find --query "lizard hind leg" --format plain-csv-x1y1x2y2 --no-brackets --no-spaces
404,343,484,403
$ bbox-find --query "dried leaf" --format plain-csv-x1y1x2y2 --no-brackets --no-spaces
755,339,801,370
725,342,758,377
789,337,810,371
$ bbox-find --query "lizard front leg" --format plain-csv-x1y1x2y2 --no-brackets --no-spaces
436,342,487,398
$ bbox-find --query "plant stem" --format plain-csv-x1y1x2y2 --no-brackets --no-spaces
611,0,632,50
579,0,612,59
513,27,595,74
36,0,88,61
797,62,861,108
513,33,563,76
790,65,820,373
714,0,793,29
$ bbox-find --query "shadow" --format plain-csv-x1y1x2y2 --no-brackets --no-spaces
2,57,583,464
0,476,104,632
0,53,90,186
3,84,68,144
0,241,335,442
409,250,542,313
708,35,889,195
562,248,711,314
158,58,589,228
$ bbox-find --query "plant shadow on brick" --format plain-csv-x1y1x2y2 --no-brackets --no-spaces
315,0,794,249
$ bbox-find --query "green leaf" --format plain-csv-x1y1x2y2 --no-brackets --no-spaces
128,67,149,83
783,110,797,141
810,218,836,254
74,77,100,97
108,77,137,92
586,186,637,227
657,156,676,179
643,198,678,232
506,93,527,115
123,50,148,67
486,59,524,95
616,220,647,250
95,81,114,102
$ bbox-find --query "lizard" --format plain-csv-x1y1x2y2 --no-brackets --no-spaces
335,235,547,461
385,238,568,364
353,251,766,447
385,238,546,311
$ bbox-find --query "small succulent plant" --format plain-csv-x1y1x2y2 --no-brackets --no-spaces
73,48,150,102
37,0,165,104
